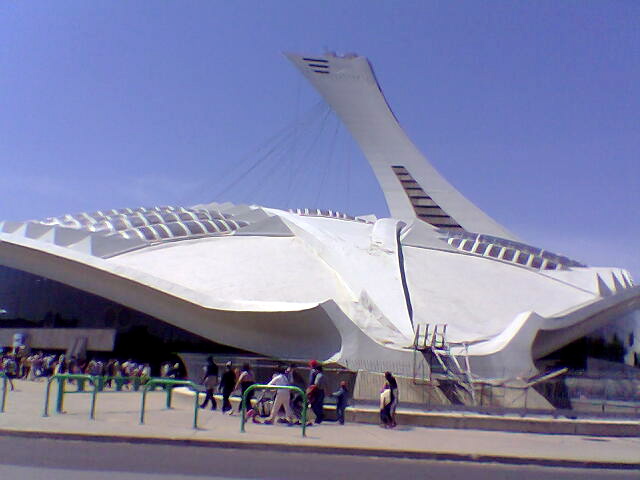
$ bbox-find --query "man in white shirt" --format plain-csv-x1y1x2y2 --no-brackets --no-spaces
264,366,295,424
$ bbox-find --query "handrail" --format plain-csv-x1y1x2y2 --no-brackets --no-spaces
0,373,8,413
240,384,307,437
139,378,200,429
43,374,99,419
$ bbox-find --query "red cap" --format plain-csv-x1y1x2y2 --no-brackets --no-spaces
309,360,318,368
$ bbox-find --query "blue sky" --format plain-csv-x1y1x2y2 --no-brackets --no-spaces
1,2,638,276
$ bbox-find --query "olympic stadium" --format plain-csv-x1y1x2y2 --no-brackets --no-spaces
0,52,638,386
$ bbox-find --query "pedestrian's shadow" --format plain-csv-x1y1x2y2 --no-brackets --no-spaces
390,425,414,432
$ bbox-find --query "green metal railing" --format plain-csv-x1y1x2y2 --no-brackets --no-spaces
240,384,307,437
0,373,9,413
139,378,200,429
43,374,100,419
43,375,200,427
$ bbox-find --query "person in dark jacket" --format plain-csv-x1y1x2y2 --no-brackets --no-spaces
219,361,236,414
384,371,398,428
199,356,219,410
310,364,326,424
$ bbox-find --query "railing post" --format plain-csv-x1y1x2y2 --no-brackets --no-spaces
56,376,66,413
43,376,54,417
240,384,252,433
0,374,7,413
165,385,173,409
139,379,198,428
300,388,307,438
140,385,148,424
193,388,199,429
89,376,98,420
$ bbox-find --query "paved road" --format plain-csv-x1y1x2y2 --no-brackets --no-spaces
0,436,636,480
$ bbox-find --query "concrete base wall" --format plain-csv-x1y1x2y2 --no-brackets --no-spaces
0,328,116,352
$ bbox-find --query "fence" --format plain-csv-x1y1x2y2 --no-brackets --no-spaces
41,374,202,427
407,373,640,419
139,378,200,429
43,374,100,419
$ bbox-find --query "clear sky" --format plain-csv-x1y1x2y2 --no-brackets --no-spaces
1,1,638,277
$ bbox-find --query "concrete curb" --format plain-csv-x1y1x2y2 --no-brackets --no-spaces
0,428,638,470
180,389,640,437
352,410,640,437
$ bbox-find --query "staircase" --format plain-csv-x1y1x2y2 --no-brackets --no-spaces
413,324,476,405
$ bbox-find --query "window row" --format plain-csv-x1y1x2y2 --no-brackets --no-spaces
116,219,246,242
447,237,574,271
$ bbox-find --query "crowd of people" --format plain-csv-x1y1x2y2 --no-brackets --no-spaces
196,358,398,428
197,358,347,425
0,346,157,391
1,347,401,427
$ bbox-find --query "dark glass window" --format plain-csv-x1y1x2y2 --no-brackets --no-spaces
502,249,516,261
461,240,474,252
184,221,205,235
112,219,128,231
129,216,146,228
474,243,489,255
516,252,530,265
152,225,170,239
212,219,228,232
488,246,501,257
145,213,162,225
138,226,157,241
161,213,178,223
166,222,188,237
202,221,218,233
531,257,543,269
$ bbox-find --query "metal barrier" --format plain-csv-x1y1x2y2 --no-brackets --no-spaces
43,374,99,419
240,384,308,437
0,373,9,413
139,378,200,429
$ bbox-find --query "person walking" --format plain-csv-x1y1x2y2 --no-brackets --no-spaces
384,371,399,428
380,383,393,428
310,364,326,424
264,366,295,425
307,360,318,386
331,381,349,425
233,363,255,414
199,356,219,410
1,355,16,391
219,361,236,414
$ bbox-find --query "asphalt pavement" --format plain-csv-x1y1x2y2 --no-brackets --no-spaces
0,379,638,474
0,436,637,480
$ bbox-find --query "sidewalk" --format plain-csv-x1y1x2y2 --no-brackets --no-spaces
0,380,638,469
